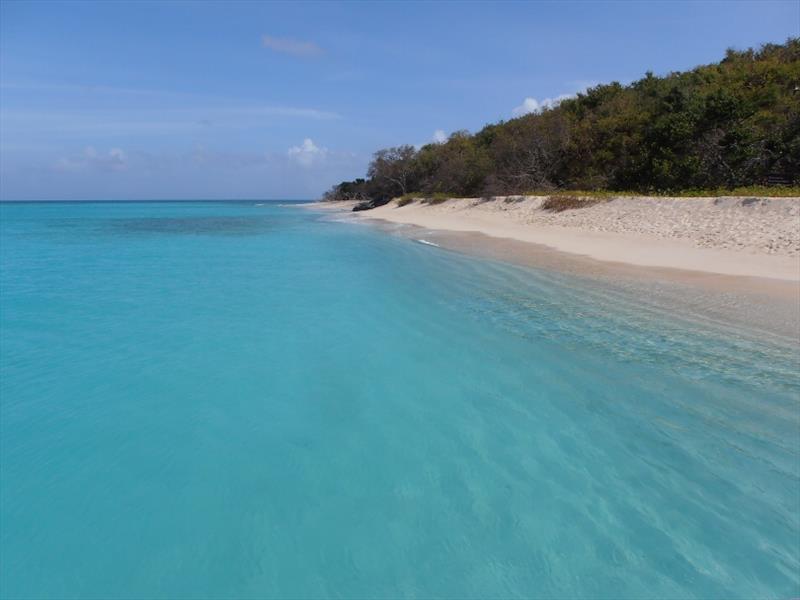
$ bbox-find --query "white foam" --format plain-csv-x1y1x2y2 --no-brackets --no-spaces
416,239,440,247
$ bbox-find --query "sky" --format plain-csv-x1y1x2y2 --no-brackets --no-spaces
1,1,798,200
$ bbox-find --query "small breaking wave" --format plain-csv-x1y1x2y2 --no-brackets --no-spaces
416,239,440,247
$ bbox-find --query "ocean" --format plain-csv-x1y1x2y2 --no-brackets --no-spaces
1,201,798,599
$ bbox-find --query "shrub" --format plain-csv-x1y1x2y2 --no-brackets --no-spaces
541,195,610,212
329,40,800,202
397,197,415,207
420,193,451,205
675,186,800,198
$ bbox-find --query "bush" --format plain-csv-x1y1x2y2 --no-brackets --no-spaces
541,195,610,212
420,193,451,205
330,39,800,202
397,197,415,207
675,186,800,197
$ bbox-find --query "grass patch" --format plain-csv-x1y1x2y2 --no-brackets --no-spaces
395,186,798,211
396,192,451,205
671,185,800,197
419,192,452,205
524,186,800,198
525,190,623,199
541,195,610,212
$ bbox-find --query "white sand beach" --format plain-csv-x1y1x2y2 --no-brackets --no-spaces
363,196,800,282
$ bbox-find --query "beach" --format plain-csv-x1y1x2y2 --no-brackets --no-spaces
364,196,800,280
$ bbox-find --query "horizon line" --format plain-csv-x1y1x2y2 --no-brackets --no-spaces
0,198,317,203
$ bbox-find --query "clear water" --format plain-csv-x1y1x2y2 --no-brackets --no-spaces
1,201,798,599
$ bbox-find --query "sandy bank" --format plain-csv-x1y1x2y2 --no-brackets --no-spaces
364,196,800,282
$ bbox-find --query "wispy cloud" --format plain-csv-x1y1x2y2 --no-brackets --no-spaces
1,82,342,125
0,81,173,97
54,146,127,172
0,104,341,139
43,143,357,177
261,35,322,58
432,129,447,143
287,138,327,167
1,140,368,200
243,106,339,120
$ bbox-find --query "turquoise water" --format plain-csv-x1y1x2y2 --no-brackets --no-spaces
1,201,798,599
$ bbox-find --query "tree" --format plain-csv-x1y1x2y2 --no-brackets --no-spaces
367,145,418,197
323,38,799,203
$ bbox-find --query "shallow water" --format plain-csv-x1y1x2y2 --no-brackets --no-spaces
1,201,798,599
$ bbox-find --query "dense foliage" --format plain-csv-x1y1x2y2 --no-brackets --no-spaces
324,39,799,206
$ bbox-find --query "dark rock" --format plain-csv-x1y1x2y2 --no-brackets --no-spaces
352,198,392,212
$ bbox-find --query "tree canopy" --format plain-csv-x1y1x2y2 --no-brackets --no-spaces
323,39,799,206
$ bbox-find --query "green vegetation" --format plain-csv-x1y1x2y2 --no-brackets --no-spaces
523,186,800,198
323,39,799,208
655,185,800,197
394,192,454,207
419,193,452,205
540,195,610,212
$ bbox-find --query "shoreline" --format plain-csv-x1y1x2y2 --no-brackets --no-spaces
312,196,800,283
366,196,800,281
310,198,800,340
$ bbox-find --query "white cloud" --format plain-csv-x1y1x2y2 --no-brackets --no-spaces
54,146,127,172
262,35,322,57
511,94,574,117
108,148,127,167
432,129,447,143
287,138,327,167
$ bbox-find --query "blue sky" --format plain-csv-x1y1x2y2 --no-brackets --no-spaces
1,1,797,200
